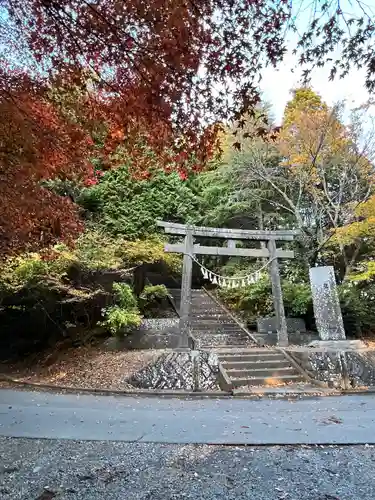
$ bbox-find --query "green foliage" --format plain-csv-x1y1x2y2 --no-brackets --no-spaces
338,283,375,337
74,230,124,271
78,162,199,239
112,282,138,309
73,230,181,272
0,247,77,297
0,253,50,289
118,237,181,272
139,284,169,303
41,178,82,202
218,276,273,325
282,282,312,316
348,261,375,283
100,306,142,337
139,284,170,317
219,277,313,326
100,282,141,337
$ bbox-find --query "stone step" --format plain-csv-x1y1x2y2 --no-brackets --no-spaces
196,334,249,342
190,325,244,332
190,320,239,327
218,352,286,362
191,294,217,304
191,308,223,313
222,360,291,370
192,313,230,319
191,304,222,309
201,343,253,349
197,338,252,347
191,310,224,315
226,367,296,378
192,332,248,339
190,327,243,334
191,304,220,309
231,374,303,387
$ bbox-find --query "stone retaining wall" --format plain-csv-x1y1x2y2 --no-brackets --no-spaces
126,350,219,390
290,350,375,388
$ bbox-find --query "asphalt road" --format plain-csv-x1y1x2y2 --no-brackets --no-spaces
1,389,375,444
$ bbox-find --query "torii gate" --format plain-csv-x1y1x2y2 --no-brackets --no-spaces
157,221,298,348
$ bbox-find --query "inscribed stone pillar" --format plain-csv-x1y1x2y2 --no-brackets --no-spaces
309,266,346,340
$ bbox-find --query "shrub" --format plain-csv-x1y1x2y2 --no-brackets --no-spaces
100,306,141,337
119,237,181,272
112,282,138,309
219,277,313,327
74,230,123,271
218,276,273,325
100,282,141,337
282,282,312,317
78,162,199,239
338,283,375,337
139,284,170,317
140,284,170,302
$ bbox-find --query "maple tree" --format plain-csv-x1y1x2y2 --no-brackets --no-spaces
0,69,96,255
2,1,374,143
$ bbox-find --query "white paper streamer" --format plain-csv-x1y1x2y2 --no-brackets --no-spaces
192,254,273,289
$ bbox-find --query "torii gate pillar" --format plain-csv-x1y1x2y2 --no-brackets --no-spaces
268,240,288,347
179,226,193,349
158,221,298,348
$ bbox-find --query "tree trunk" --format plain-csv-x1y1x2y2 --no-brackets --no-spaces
133,265,146,296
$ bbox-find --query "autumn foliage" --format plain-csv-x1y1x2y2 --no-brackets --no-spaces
0,70,94,255
1,1,375,255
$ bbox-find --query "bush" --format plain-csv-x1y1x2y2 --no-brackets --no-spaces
282,282,312,317
139,284,170,317
218,277,313,327
338,283,375,337
100,306,141,337
74,230,123,271
78,162,199,239
118,237,181,272
218,276,273,325
112,282,138,309
100,282,141,337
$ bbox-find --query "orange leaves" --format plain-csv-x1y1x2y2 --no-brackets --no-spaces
110,128,125,140
0,72,92,255
3,0,292,149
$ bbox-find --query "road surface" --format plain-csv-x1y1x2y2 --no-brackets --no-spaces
1,389,375,444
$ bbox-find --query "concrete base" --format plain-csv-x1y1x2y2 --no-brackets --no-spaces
308,340,367,351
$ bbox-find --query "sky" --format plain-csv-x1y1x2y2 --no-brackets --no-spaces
261,54,371,125
261,0,374,125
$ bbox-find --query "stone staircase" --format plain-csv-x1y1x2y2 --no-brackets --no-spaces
188,289,255,349
217,348,304,388
169,288,306,389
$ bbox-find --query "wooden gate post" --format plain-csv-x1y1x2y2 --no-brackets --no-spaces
179,226,194,349
267,239,288,347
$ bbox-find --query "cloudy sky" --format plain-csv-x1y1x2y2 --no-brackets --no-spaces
261,0,374,125
262,55,371,125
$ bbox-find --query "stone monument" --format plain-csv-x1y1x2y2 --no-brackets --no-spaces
309,266,346,341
